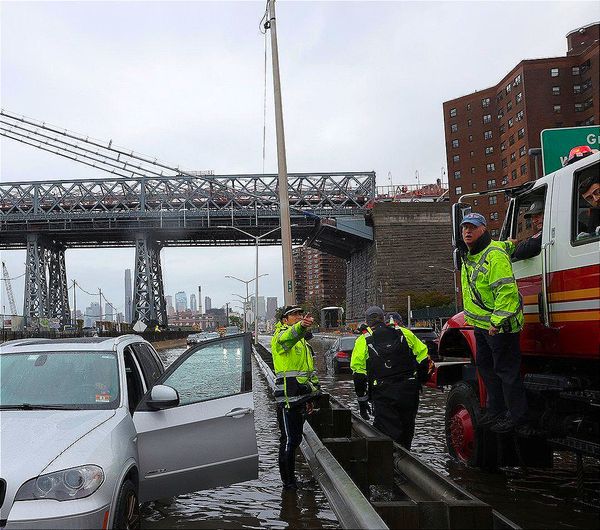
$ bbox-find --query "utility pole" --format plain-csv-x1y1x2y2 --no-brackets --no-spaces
73,280,77,326
98,288,102,328
267,0,295,305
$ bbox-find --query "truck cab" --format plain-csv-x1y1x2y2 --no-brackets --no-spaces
437,149,599,468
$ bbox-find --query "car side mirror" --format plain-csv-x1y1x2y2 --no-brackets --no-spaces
147,384,180,410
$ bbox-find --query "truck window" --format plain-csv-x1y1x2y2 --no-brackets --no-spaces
510,186,547,262
572,162,600,245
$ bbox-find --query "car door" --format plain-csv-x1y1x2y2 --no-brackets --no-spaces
133,333,258,502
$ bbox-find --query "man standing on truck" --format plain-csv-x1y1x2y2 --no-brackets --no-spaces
350,306,434,449
271,306,320,490
459,212,529,434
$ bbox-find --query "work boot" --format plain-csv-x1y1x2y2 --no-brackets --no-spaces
478,411,505,428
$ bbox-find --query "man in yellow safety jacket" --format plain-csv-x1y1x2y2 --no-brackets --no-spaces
350,306,434,450
271,305,320,490
460,212,529,434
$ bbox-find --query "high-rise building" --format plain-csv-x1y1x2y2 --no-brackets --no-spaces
124,269,133,323
205,296,212,312
190,294,197,312
443,22,599,236
85,302,101,327
165,295,175,317
257,296,266,319
175,291,187,313
105,303,114,322
267,297,278,320
293,247,347,307
198,286,203,314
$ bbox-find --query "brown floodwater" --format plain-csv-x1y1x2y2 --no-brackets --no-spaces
142,339,599,529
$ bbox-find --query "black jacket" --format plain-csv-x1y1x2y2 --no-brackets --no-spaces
512,231,542,262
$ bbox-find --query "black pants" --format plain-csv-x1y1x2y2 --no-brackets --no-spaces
371,378,420,450
277,404,305,486
474,329,528,424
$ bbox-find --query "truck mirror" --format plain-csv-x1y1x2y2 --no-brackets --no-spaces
453,247,462,272
452,203,471,252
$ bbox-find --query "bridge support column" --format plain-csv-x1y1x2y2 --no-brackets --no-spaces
47,244,71,327
133,235,167,327
24,234,49,323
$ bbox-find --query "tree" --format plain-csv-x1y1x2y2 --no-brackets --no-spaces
229,315,243,329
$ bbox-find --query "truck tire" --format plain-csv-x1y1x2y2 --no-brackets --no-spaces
445,382,497,469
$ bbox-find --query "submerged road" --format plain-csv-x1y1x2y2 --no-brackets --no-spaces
142,339,599,529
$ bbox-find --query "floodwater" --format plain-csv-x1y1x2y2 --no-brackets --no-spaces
143,340,599,529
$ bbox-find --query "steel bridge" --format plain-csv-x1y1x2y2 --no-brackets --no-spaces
0,172,375,327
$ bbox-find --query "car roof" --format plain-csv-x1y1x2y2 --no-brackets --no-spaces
0,334,147,354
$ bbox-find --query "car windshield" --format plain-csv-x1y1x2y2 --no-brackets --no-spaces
340,337,357,350
0,351,120,410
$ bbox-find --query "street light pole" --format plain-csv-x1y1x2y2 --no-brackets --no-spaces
266,0,295,306
428,265,459,313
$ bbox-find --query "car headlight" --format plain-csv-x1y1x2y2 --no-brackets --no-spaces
15,465,104,501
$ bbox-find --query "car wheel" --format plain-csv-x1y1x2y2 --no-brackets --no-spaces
113,479,141,529
445,382,497,470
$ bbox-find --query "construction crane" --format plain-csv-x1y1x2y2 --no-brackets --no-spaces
1,261,18,315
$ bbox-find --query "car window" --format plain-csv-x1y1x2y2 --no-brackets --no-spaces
572,161,600,245
157,334,252,407
340,337,357,350
0,352,119,410
132,343,163,386
124,347,146,413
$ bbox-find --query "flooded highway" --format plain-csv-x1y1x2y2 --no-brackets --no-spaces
146,341,599,529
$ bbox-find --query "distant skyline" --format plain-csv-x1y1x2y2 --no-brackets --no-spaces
1,2,594,316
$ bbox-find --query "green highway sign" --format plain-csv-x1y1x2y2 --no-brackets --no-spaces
540,125,600,175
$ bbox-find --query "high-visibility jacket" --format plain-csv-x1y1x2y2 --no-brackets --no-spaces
350,325,429,380
460,239,523,332
271,321,320,408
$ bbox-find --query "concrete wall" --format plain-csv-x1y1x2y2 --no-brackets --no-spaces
346,202,454,323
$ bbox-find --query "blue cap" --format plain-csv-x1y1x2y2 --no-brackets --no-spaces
460,213,487,227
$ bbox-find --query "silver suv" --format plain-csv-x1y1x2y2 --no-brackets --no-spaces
0,333,258,529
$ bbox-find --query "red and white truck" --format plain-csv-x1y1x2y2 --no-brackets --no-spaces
435,144,599,468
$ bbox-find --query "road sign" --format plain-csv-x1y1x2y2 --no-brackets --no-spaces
132,320,147,332
540,125,600,175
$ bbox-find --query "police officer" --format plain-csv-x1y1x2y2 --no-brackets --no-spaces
460,212,529,434
350,306,434,449
271,306,320,489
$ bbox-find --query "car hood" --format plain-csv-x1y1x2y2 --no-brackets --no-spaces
0,409,115,483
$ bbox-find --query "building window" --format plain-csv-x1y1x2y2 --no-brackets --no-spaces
454,170,461,179
519,145,527,157
473,199,478,206
450,108,457,117
502,158,508,168
575,103,584,112
482,97,491,108
468,134,473,142
505,83,511,94
472,182,477,190
489,195,497,205
584,116,595,126
520,163,527,176
483,114,492,124
453,154,460,163
552,86,560,96
499,124,506,134
496,92,503,103
470,167,476,174
484,130,492,140
572,66,580,76
486,163,495,173
501,175,508,185
467,119,472,127
485,146,494,155
510,152,516,163
509,135,515,146
508,117,514,128
553,104,562,113
514,74,522,85
466,103,471,111
516,92,522,103
507,100,512,111
511,169,518,180
516,110,524,121
451,123,458,133
501,141,507,151
490,212,499,221
452,139,459,148
455,186,462,195
470,150,475,158
550,67,559,77
518,127,525,139
573,84,581,94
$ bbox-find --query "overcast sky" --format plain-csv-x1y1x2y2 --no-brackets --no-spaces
1,1,596,317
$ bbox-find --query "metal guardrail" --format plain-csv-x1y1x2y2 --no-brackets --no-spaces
252,342,388,529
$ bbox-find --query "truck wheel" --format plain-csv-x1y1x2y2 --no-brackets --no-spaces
445,382,496,469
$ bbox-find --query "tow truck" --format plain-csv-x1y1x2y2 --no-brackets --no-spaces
434,134,599,469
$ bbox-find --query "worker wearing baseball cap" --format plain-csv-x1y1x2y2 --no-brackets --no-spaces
271,305,320,490
510,200,544,262
459,212,529,434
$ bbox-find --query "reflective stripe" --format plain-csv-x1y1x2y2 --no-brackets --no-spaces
290,325,301,340
464,309,491,322
489,277,516,289
276,370,315,378
275,394,306,403
470,246,509,283
492,309,518,317
357,395,369,402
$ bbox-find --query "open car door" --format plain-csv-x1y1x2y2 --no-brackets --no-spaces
133,333,258,502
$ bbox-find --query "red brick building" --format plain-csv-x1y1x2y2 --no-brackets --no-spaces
293,247,346,308
443,22,599,236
